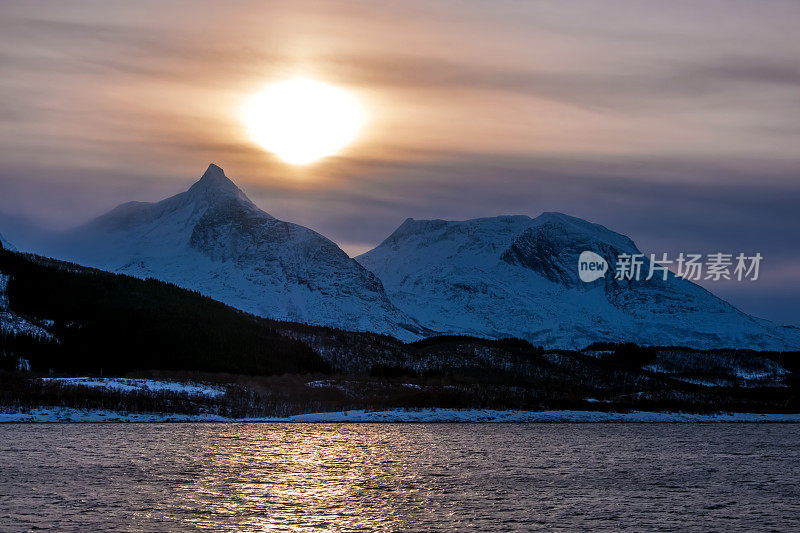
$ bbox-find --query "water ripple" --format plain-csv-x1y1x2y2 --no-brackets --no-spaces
1,423,799,531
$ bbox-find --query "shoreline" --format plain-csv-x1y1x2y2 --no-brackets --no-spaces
2,407,800,423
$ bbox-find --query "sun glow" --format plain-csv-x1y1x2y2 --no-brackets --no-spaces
242,78,366,165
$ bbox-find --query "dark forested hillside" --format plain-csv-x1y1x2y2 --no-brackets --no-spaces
1,248,798,417
0,249,328,375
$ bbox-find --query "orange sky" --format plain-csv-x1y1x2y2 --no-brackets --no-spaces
2,1,798,184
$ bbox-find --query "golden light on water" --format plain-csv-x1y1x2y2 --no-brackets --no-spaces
242,78,366,165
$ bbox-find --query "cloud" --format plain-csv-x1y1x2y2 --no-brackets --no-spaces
696,56,800,87
0,1,798,323
5,8,800,113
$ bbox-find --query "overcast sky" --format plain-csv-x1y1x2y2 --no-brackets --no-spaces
0,0,798,324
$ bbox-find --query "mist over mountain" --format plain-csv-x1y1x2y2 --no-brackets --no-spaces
0,212,52,253
357,213,800,350
0,232,15,252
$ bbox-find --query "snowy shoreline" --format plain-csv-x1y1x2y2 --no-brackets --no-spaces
2,407,800,423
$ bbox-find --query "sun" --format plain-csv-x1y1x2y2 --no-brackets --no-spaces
242,78,366,165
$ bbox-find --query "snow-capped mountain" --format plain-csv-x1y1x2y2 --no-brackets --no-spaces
50,164,422,339
18,164,797,350
357,213,800,350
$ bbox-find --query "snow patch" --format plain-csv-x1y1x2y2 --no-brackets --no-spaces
305,379,336,388
40,377,226,398
0,272,56,339
0,408,228,423
0,311,55,338
0,273,8,309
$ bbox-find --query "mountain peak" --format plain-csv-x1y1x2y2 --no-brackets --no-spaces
203,162,225,176
196,163,236,189
187,164,254,205
531,212,639,252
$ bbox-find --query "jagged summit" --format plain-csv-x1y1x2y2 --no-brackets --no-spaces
49,164,422,340
203,162,225,178
186,163,257,207
191,164,238,192
77,164,267,233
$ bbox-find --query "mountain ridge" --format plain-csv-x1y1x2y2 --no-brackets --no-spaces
46,164,424,340
3,163,796,350
357,213,800,350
